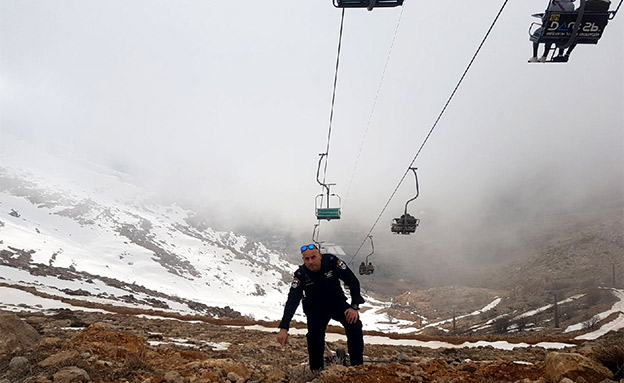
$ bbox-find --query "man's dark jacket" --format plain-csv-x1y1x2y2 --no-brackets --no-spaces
278,253,364,330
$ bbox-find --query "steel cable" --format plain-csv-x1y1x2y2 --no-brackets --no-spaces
322,8,346,185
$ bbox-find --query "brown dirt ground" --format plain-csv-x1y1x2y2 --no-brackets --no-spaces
0,309,621,383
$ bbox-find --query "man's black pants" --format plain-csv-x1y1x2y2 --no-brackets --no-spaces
305,308,364,370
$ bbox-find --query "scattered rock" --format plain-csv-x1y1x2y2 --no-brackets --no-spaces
69,322,146,359
9,356,30,373
460,361,478,373
164,370,182,383
396,352,410,363
202,359,251,381
38,350,80,367
0,313,41,353
227,371,241,382
1,307,620,383
52,366,90,383
530,379,547,383
199,369,221,382
39,337,61,347
544,352,614,383
84,321,118,331
22,377,52,383
94,360,114,368
262,367,286,383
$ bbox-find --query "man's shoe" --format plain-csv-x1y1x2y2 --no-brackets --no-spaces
528,57,539,63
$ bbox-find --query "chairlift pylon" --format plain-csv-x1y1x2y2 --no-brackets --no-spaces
391,167,420,235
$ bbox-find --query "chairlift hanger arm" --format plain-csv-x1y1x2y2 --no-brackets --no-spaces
313,223,320,245
316,153,330,196
365,235,374,264
403,167,419,217
560,0,585,50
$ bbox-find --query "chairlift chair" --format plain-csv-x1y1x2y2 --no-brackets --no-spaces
528,0,622,62
315,153,342,221
334,0,404,11
391,168,420,235
359,236,375,275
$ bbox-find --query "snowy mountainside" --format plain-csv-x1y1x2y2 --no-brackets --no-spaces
0,133,297,320
2,132,622,339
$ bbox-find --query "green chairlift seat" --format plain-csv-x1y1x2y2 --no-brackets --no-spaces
316,207,341,220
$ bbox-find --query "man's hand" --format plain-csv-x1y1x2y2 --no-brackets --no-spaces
277,328,289,347
344,308,359,324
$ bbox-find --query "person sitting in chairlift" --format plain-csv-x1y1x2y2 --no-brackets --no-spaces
367,263,375,274
359,262,367,275
529,0,575,62
399,213,418,224
556,0,611,61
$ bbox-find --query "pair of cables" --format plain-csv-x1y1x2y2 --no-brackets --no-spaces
316,0,510,262
316,6,404,244
348,0,511,263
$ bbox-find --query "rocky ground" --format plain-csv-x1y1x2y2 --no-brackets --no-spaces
1,309,622,383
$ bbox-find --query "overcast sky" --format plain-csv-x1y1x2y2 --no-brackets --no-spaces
1,0,622,270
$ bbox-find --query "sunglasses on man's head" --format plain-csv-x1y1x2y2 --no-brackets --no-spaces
300,244,317,252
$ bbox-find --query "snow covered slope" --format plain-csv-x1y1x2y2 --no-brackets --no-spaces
0,131,297,320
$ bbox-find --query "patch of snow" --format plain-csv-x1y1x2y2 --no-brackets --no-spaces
413,297,502,334
135,314,204,324
572,289,624,340
148,339,230,351
514,294,585,320
238,325,574,350
0,286,110,314
148,340,196,349
200,340,231,351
